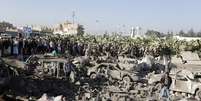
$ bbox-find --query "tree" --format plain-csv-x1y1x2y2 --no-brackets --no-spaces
41,27,53,33
145,30,163,38
59,24,63,31
179,30,185,37
187,28,196,37
77,25,84,36
197,31,201,37
0,21,15,32
166,33,173,39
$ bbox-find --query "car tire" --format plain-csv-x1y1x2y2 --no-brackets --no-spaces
90,73,96,79
196,89,201,99
121,76,131,91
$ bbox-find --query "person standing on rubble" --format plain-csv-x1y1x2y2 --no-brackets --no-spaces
159,72,172,101
64,58,76,82
85,44,91,57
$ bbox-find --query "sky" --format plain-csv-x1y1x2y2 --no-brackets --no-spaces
0,0,201,34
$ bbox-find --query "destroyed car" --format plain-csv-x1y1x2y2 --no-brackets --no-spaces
117,57,138,71
25,55,73,79
148,69,201,99
87,63,141,82
0,58,19,94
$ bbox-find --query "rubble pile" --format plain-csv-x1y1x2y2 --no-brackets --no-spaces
0,52,201,101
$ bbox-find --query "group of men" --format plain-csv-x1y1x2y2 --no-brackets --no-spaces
0,36,85,58
0,35,174,62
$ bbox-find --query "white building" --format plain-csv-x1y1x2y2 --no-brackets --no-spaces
173,35,201,41
130,27,135,38
54,21,83,35
130,26,144,38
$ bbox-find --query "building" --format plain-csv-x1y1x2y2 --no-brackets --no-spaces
54,21,84,35
130,26,144,38
173,35,201,41
130,27,135,38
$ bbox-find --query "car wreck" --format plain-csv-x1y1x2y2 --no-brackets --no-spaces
148,69,201,99
24,55,78,83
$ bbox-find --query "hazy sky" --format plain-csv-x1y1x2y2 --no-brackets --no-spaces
1,0,201,34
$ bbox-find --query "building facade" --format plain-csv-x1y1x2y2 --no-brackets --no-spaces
173,35,201,41
130,26,144,38
54,21,84,35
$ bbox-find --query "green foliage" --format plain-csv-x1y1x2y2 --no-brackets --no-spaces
45,33,201,56
77,25,84,36
145,30,164,38
41,27,53,33
0,21,15,32
179,30,185,36
178,29,201,37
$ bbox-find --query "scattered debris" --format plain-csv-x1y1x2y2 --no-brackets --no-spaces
1,52,201,101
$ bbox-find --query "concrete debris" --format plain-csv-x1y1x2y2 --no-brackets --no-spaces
1,52,201,101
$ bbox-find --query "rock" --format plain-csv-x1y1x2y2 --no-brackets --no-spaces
53,95,64,101
37,94,65,101
37,93,52,101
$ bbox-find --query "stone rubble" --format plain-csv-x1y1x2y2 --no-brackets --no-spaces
0,52,201,101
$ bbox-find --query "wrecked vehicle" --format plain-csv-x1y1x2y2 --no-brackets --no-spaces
117,57,138,71
0,59,10,94
25,55,75,79
0,58,19,94
88,63,117,79
87,62,146,91
87,63,140,81
148,69,201,99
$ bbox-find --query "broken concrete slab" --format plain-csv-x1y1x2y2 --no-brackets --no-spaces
172,51,201,65
181,51,200,61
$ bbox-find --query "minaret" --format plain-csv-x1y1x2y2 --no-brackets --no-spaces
131,27,135,38
135,26,141,38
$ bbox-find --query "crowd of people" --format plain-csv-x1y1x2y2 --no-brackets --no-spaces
0,34,175,62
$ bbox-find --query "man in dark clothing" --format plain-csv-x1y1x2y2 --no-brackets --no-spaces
160,72,172,89
64,58,76,82
159,72,172,101
72,43,79,56
77,43,83,56
18,38,23,60
64,58,75,77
